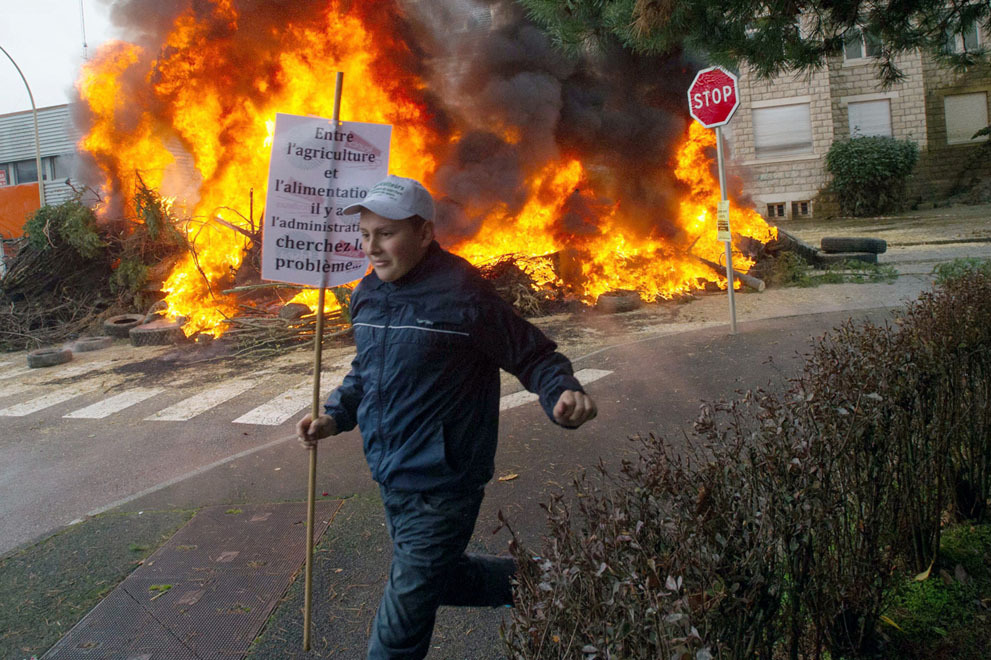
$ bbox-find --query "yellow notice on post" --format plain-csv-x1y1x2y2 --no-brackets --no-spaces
716,199,731,242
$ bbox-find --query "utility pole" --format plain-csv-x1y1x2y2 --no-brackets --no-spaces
0,44,46,208
80,0,89,60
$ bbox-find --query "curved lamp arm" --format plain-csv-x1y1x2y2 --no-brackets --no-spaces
0,44,46,207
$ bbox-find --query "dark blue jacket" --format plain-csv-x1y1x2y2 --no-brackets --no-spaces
325,241,583,492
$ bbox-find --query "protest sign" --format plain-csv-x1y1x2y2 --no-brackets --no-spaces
262,113,391,287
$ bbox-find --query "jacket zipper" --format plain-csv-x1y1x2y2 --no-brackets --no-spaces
375,292,390,477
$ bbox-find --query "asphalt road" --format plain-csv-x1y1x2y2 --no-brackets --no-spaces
2,205,990,559
2,206,990,658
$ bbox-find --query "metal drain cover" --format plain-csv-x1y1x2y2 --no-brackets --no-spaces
43,500,342,659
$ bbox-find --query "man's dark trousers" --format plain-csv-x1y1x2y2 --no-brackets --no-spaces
367,486,516,659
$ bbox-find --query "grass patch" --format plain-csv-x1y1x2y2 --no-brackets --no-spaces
933,257,991,285
0,509,194,659
766,252,897,288
884,523,991,659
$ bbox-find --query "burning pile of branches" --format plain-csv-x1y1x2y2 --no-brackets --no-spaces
476,254,568,316
0,179,203,352
0,201,117,351
208,284,352,359
0,178,359,356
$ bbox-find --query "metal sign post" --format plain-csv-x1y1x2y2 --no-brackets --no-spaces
687,65,741,334
715,126,736,333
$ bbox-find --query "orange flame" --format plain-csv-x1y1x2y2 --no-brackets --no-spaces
77,1,776,336
452,122,776,301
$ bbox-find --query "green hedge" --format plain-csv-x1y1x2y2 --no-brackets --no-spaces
504,265,991,659
826,136,919,216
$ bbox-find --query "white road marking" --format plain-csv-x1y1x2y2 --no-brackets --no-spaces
499,389,538,411
0,366,33,381
0,367,613,423
499,369,613,411
0,382,34,399
147,379,261,421
0,383,101,417
233,372,344,426
46,360,114,380
64,387,165,419
1,359,113,383
574,368,613,384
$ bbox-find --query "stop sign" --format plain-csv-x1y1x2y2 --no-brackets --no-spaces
687,66,740,128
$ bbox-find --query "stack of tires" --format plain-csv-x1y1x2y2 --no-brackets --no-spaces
815,237,887,266
103,312,185,346
103,313,146,339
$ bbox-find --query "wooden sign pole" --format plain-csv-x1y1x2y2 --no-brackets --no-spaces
303,70,344,652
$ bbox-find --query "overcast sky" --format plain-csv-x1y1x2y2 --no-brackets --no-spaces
0,0,115,116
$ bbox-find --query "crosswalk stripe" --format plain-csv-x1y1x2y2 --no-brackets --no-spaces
499,389,538,411
0,359,113,383
499,368,613,412
64,388,165,419
574,368,613,384
232,372,345,426
0,383,101,417
0,367,33,381
0,382,34,399
233,379,313,426
146,379,261,421
0,367,613,423
49,360,114,379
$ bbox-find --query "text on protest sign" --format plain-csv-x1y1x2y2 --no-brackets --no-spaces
262,113,392,288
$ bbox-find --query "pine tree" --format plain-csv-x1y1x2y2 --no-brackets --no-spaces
516,0,990,85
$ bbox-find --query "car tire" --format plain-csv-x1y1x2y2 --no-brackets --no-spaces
820,237,887,254
27,347,73,368
104,314,145,338
596,290,642,314
129,320,186,347
813,251,879,266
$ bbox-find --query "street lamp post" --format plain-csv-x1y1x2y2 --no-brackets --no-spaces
0,44,46,208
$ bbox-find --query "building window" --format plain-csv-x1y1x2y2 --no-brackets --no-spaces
944,92,989,144
11,158,51,184
52,154,76,180
848,99,892,137
792,201,812,218
766,203,786,218
945,23,982,53
843,28,882,61
753,103,814,159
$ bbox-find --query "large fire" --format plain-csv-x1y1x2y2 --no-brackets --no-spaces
75,0,775,337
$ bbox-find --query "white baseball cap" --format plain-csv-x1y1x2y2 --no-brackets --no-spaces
342,175,435,222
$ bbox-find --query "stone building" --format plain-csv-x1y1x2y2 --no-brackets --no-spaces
729,26,991,220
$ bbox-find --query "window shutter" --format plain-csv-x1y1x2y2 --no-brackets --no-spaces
944,93,989,144
753,104,814,158
848,100,892,137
